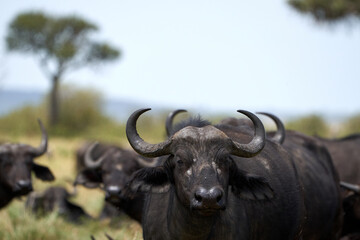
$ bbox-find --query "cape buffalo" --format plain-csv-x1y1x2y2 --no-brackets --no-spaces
74,142,121,220
315,134,360,184
254,112,345,239
0,120,55,209
125,109,290,239
339,182,360,239
125,108,342,240
25,186,91,224
74,142,157,223
75,142,118,173
260,115,360,184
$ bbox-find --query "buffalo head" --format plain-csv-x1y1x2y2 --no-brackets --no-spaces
0,120,54,197
126,109,273,216
74,142,157,205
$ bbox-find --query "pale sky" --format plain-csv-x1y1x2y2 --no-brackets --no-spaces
1,0,360,118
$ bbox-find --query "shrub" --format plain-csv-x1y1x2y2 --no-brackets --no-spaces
49,84,114,136
340,113,360,136
0,84,119,138
285,114,329,137
0,105,46,136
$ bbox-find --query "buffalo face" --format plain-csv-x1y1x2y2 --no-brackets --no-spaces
169,126,230,215
126,109,274,216
74,144,155,205
0,145,34,195
101,151,141,204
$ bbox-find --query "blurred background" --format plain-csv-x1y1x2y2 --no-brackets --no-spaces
0,0,359,239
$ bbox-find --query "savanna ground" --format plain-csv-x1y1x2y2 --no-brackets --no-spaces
0,136,144,240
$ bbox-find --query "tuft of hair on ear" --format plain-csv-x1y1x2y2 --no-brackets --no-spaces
124,166,171,197
32,163,55,181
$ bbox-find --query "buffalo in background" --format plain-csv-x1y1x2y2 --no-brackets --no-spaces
339,182,360,239
0,120,55,209
315,134,360,184
25,186,91,224
74,141,121,220
74,141,158,223
254,113,360,239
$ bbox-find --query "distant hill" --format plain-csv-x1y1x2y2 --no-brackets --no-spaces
0,90,349,124
0,90,44,116
0,90,152,122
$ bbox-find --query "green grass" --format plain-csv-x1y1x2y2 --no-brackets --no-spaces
0,136,143,240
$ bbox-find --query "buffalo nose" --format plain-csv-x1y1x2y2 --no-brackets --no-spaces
105,186,121,198
194,187,224,209
15,180,33,192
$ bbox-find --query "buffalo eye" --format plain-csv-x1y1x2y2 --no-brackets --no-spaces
216,154,230,166
174,155,184,166
0,154,13,166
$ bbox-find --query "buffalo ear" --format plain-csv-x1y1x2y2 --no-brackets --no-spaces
126,166,170,194
32,163,55,181
230,163,274,200
73,169,102,189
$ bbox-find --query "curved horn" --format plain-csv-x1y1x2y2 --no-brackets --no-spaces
229,110,266,158
29,119,48,157
165,109,187,137
340,181,360,194
84,142,106,169
257,112,285,144
105,233,114,240
126,108,172,158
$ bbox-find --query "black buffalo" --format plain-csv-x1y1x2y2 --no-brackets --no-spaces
253,112,345,238
125,108,342,240
74,142,157,223
74,142,121,220
339,182,360,239
75,142,118,173
315,134,360,184
0,120,55,209
260,115,360,184
25,186,91,224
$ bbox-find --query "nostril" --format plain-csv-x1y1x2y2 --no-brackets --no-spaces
216,194,222,202
195,192,203,202
106,186,121,196
15,180,32,192
211,188,223,203
17,180,31,187
194,187,206,202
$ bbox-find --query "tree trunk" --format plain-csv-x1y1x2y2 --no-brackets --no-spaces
49,75,60,127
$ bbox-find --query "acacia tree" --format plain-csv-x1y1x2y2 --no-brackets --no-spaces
6,11,120,126
288,0,360,23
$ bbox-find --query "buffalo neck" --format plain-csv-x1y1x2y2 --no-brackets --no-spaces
0,184,14,209
120,193,144,223
167,187,219,240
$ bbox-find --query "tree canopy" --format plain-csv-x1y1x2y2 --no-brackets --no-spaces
5,11,120,126
6,11,119,78
288,0,360,23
